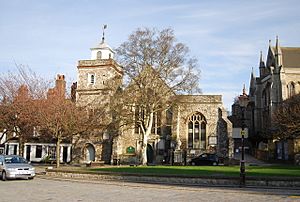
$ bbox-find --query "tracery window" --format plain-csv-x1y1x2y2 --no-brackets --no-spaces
187,112,206,149
287,82,295,98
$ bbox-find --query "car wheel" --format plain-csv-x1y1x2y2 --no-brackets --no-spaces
191,162,196,166
28,177,34,180
2,171,6,181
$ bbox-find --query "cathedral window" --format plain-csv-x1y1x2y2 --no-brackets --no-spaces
187,112,206,149
262,86,271,107
97,51,102,59
287,82,295,98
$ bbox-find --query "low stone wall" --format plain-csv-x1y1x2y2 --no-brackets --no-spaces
45,170,300,188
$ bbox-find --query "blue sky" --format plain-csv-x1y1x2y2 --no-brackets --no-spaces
1,0,300,110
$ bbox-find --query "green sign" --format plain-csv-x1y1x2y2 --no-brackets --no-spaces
126,146,135,154
241,130,246,136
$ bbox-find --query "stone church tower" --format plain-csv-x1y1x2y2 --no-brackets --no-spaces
73,29,122,164
76,32,122,108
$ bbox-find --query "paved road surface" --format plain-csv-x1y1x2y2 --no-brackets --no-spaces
0,177,299,202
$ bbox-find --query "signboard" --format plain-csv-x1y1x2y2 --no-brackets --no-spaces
126,146,135,154
240,130,246,136
208,136,217,145
232,128,248,138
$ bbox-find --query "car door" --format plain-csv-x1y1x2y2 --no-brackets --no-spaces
0,156,4,172
199,154,208,165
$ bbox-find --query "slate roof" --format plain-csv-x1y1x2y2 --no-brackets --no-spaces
281,47,300,68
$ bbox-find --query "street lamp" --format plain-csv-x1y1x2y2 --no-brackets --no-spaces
238,85,249,187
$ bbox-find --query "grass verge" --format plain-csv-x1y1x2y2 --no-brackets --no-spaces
90,165,300,178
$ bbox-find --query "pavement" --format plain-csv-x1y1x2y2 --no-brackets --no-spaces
2,178,300,202
233,153,270,166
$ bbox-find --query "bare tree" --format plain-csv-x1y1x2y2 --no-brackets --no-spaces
272,93,300,140
0,64,50,102
114,28,201,165
0,65,50,156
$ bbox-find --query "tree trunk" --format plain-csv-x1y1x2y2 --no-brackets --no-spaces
141,112,154,165
18,135,24,157
141,133,149,165
56,135,61,168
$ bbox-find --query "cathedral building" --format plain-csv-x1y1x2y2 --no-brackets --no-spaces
73,32,233,165
246,37,300,160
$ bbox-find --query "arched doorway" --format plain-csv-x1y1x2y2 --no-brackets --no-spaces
85,143,95,162
146,144,154,164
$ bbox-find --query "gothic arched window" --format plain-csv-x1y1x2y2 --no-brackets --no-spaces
187,112,206,149
287,82,295,98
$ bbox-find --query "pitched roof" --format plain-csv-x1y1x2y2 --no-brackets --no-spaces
281,47,300,68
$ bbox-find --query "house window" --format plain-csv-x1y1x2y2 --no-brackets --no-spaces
97,51,102,59
5,145,9,155
36,145,42,158
48,146,56,160
187,112,206,149
13,145,18,155
33,127,39,137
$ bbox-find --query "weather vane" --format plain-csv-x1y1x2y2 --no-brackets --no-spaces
102,24,107,43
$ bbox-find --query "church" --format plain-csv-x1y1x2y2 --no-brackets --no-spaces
242,37,300,161
73,32,233,165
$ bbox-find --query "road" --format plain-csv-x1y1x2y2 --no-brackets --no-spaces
0,177,299,202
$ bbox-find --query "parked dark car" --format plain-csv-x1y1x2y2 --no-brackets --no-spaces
189,153,219,166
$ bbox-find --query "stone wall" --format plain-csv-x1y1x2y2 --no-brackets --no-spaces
46,170,300,188
172,95,231,157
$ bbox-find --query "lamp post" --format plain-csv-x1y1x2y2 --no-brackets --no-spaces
238,85,249,187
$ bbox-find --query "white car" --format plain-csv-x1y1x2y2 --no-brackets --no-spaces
0,155,35,181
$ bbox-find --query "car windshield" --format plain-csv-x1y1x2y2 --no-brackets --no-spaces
4,156,27,164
